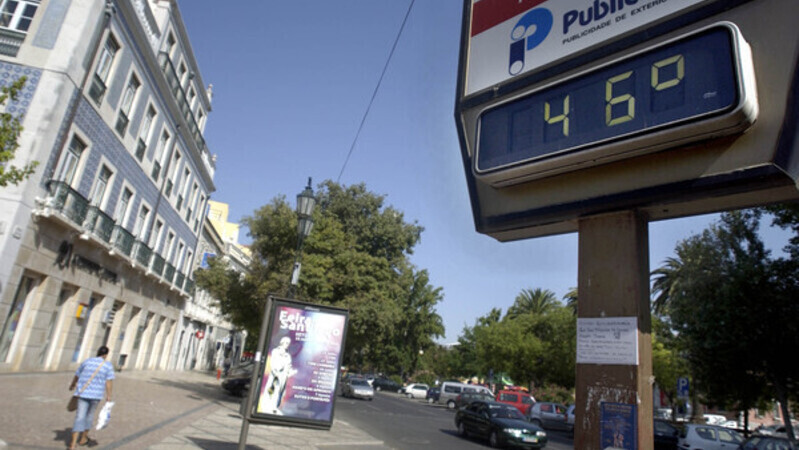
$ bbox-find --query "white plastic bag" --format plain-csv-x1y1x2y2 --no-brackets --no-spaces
96,401,115,430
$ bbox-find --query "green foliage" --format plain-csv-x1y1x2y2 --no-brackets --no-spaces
0,77,38,187
532,384,574,405
194,180,444,375
454,291,576,391
651,209,798,436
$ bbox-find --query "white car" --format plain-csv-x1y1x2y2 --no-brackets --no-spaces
678,423,744,450
401,383,429,399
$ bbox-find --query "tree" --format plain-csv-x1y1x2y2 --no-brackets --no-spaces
195,181,445,373
651,210,797,438
506,288,560,318
1,77,38,187
563,287,578,315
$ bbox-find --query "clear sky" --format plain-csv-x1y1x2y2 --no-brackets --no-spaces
178,1,791,343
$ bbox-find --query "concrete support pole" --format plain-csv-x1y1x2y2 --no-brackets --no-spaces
574,210,654,449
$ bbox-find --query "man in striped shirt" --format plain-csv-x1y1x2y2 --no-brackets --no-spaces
68,345,114,450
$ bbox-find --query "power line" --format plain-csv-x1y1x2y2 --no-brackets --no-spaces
336,0,416,184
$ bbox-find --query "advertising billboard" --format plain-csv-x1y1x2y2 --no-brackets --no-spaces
248,297,349,430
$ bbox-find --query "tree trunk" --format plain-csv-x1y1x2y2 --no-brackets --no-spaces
775,381,796,441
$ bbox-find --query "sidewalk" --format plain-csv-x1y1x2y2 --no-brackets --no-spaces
0,369,384,449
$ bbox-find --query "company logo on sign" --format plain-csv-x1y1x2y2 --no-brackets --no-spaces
509,8,553,75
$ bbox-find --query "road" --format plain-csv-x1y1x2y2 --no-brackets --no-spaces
334,390,575,449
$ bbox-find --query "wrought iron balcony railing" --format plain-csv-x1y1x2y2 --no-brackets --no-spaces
150,253,165,276
164,263,176,283
83,205,115,243
133,241,153,267
157,52,207,155
47,181,89,225
111,225,135,256
175,271,185,290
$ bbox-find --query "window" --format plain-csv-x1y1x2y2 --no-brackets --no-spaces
178,61,187,87
0,275,36,361
166,33,176,58
188,88,196,112
89,34,120,104
0,0,39,32
186,182,198,221
197,110,206,132
115,74,140,135
136,106,156,161
165,151,181,197
185,250,193,273
57,136,86,185
176,242,185,267
151,219,163,251
132,204,150,239
165,231,175,260
115,188,133,224
151,130,169,180
177,168,190,210
90,165,112,207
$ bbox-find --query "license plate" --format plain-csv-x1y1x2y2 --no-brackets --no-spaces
522,437,538,443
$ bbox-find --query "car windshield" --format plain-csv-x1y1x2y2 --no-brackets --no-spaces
490,405,525,420
351,379,369,386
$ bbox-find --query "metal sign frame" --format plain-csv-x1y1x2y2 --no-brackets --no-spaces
243,296,349,431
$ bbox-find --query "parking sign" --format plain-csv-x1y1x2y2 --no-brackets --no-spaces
677,378,689,398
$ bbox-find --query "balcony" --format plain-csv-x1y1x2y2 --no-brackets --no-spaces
157,52,209,158
133,241,153,267
164,263,175,283
111,225,135,257
150,253,165,276
39,179,196,297
175,271,185,290
0,28,25,57
83,206,115,243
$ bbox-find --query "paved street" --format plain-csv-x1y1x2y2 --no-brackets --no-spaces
0,369,382,450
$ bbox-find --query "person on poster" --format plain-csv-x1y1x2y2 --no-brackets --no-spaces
262,336,297,414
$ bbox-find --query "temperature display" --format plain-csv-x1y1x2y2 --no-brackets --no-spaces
476,26,745,173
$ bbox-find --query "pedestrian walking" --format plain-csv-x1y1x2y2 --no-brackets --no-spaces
68,345,114,450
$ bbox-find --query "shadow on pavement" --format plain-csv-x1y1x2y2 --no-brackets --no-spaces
187,437,265,449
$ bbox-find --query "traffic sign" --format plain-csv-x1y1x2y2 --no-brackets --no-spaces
677,377,690,398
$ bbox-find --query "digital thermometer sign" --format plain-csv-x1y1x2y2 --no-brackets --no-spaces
475,23,757,185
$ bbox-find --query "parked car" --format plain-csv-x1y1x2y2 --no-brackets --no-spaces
400,383,429,399
453,391,496,410
454,400,548,449
496,389,536,415
527,401,572,431
426,387,441,404
654,419,680,450
678,423,744,450
738,435,798,450
221,361,254,397
341,377,374,400
566,404,576,430
372,377,402,392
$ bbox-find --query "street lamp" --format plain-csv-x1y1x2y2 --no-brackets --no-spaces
288,178,316,298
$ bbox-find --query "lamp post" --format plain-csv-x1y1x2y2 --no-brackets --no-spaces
288,177,316,298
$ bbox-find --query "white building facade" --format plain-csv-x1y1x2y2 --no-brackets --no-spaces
0,0,216,373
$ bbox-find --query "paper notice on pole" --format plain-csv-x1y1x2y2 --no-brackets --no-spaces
576,317,638,365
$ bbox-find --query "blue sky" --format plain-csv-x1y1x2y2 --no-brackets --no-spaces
179,1,791,343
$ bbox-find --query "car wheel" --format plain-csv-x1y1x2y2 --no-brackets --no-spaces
489,431,500,448
447,400,456,409
457,421,467,437
375,386,381,391
532,418,543,428
427,397,434,404
407,393,413,399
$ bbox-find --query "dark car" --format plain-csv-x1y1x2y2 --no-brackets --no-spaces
654,419,680,450
738,435,798,450
455,400,548,449
427,387,441,404
454,391,495,409
221,361,254,396
372,377,402,392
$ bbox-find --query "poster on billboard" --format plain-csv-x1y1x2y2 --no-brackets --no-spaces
248,297,349,430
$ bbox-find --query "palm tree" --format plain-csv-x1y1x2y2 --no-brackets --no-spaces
506,288,559,318
563,287,578,315
650,256,684,316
